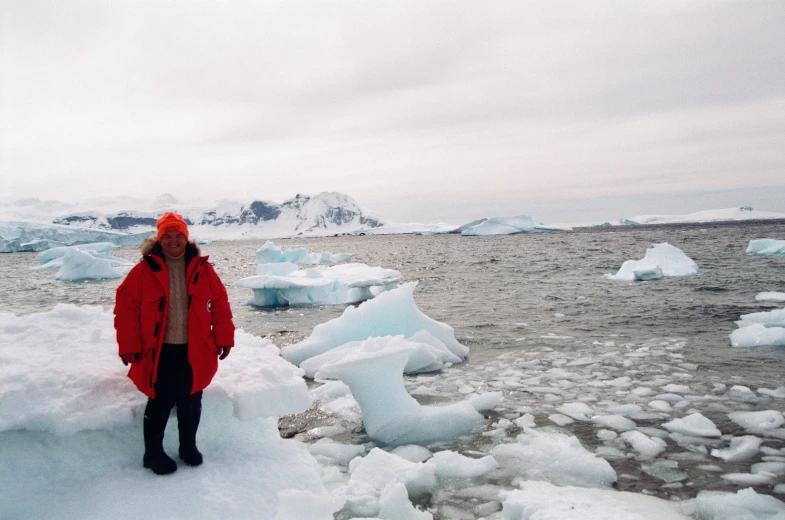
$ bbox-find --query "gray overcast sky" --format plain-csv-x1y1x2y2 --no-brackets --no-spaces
2,1,784,224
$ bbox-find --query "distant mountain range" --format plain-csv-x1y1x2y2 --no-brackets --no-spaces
2,192,385,238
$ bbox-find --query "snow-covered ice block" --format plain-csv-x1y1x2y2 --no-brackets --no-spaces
500,480,690,520
556,402,594,421
237,262,401,307
747,239,785,255
0,304,311,434
308,438,366,464
728,411,785,430
662,413,721,438
461,215,536,236
492,430,617,488
711,436,763,462
345,448,436,517
300,334,462,378
605,243,698,281
255,240,352,265
391,445,433,463
283,282,469,366
315,346,483,446
687,488,785,519
759,386,785,399
425,450,499,478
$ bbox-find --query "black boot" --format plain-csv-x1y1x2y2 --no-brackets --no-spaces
178,392,203,466
143,401,177,475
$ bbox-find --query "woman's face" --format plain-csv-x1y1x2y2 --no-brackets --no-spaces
160,232,187,257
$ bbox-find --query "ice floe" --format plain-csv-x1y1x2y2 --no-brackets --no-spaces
605,243,699,281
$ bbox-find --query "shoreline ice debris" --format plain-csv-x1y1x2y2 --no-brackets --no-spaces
747,239,785,255
605,243,699,281
282,282,469,366
315,345,485,446
236,262,401,307
730,308,785,348
255,240,352,264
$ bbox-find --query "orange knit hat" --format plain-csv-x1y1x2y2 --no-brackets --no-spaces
156,211,189,242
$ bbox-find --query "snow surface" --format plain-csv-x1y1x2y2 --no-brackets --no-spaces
606,243,699,281
236,263,401,307
747,239,785,255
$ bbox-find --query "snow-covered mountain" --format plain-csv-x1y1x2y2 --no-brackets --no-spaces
2,192,385,239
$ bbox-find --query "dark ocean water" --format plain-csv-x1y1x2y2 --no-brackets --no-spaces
2,220,785,505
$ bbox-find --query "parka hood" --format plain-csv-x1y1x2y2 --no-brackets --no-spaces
140,234,201,257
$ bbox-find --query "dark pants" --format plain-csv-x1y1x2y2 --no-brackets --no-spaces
143,343,202,454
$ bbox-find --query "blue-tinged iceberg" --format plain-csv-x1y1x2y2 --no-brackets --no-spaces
461,215,571,236
747,239,785,255
605,243,698,281
236,263,401,307
0,222,149,253
35,242,129,269
255,241,352,264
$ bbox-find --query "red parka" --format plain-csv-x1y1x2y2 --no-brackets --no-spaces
114,241,235,398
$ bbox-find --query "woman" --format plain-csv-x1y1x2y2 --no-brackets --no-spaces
114,211,235,475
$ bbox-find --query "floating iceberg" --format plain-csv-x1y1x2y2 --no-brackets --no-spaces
314,344,484,446
461,215,570,236
255,240,352,264
54,249,134,282
300,333,463,378
605,243,698,281
730,308,785,348
281,282,469,366
0,221,149,253
756,292,785,302
35,242,130,269
236,263,401,307
747,239,785,255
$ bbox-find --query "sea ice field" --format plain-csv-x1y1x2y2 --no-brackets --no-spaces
1,219,785,519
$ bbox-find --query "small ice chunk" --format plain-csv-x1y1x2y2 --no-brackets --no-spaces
378,481,433,520
752,462,785,476
710,436,763,462
606,243,699,281
467,391,503,411
691,487,785,518
640,460,687,483
662,413,721,438
661,384,691,394
390,445,433,463
758,386,785,399
549,413,575,426
426,451,499,478
730,323,785,348
728,410,785,430
720,473,776,485
597,429,618,441
592,414,637,431
556,402,594,421
725,385,759,402
620,430,667,460
514,413,536,429
649,400,672,412
756,292,785,302
308,439,366,464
